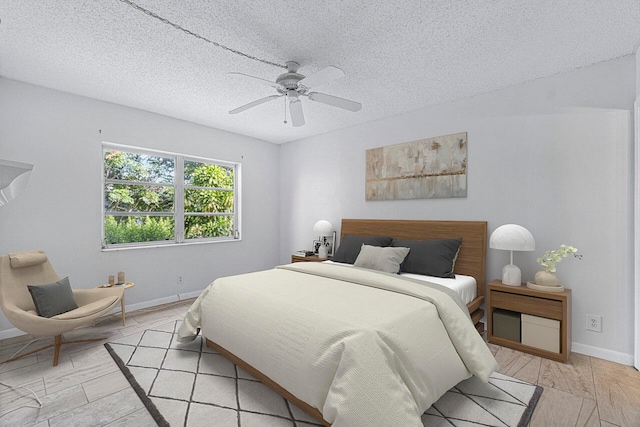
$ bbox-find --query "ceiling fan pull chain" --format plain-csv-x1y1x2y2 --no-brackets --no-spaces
116,0,286,69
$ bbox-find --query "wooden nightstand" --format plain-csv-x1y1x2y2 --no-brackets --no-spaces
291,255,330,263
487,279,571,362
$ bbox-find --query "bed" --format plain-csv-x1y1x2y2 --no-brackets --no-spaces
338,218,488,333
178,219,496,426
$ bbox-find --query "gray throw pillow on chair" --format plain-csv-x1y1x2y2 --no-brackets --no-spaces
27,276,78,317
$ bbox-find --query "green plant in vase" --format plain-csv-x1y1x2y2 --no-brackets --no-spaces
534,245,582,289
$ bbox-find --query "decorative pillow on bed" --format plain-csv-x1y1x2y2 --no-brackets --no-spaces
333,235,393,264
27,277,78,318
354,244,411,274
391,238,462,278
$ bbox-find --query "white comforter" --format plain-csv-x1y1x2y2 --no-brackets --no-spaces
178,262,497,427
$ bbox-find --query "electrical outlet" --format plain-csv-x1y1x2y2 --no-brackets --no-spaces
586,314,602,332
177,275,183,284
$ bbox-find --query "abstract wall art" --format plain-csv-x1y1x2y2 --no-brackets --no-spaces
366,132,467,200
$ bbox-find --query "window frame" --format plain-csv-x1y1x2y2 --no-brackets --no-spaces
101,142,241,250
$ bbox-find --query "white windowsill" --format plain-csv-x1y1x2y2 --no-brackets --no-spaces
101,237,241,252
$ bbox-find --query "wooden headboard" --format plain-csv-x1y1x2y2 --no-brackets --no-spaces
340,219,487,331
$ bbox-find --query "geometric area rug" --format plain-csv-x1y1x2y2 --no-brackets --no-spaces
105,321,542,427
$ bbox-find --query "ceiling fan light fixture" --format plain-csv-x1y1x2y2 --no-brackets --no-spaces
228,61,361,127
289,96,305,127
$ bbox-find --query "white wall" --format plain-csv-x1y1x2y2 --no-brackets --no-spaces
280,55,636,364
0,78,281,336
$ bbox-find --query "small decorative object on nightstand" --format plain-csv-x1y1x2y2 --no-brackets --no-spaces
528,244,582,292
487,279,571,362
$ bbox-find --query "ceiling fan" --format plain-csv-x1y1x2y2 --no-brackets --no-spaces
228,61,362,127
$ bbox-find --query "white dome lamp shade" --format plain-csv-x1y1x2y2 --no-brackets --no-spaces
313,220,335,259
489,224,535,286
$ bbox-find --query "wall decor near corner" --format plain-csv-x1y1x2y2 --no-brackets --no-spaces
365,132,467,201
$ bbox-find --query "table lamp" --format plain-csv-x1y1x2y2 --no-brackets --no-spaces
489,224,535,286
313,220,335,259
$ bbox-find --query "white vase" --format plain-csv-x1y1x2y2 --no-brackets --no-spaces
318,244,328,259
534,270,561,287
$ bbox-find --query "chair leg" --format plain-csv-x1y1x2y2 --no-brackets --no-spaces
53,335,62,367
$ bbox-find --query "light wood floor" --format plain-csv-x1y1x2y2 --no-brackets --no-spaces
1,300,639,426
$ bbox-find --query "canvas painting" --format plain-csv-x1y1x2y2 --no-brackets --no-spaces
366,132,467,200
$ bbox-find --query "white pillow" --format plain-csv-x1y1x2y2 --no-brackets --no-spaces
353,244,410,274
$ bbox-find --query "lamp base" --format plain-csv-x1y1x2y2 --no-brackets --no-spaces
318,245,328,259
501,264,522,286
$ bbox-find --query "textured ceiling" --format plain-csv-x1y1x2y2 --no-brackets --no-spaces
1,0,639,144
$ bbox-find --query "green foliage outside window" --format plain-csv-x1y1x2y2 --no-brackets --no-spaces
184,163,234,238
103,149,236,245
104,215,174,244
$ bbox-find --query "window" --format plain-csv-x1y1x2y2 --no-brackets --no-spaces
102,143,240,249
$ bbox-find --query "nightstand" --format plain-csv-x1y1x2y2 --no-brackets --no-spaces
487,279,571,362
291,255,330,263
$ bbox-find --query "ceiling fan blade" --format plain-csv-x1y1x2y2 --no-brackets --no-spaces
307,92,362,112
288,95,305,127
229,95,282,114
227,72,283,90
298,66,345,89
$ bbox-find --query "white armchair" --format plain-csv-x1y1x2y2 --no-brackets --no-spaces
0,250,124,366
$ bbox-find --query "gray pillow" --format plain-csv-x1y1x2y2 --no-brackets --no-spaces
354,244,411,274
333,235,393,264
391,238,462,278
27,277,78,318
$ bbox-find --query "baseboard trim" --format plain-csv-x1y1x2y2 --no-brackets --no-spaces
124,295,179,313
178,289,204,300
571,342,634,366
0,289,205,341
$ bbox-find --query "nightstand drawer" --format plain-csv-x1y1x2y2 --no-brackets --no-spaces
490,290,563,320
